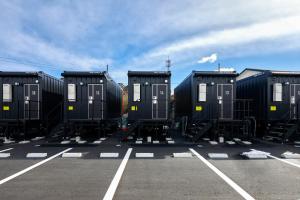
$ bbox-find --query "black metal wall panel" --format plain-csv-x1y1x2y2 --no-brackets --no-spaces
175,71,237,121
237,70,300,122
128,71,171,121
0,71,63,122
62,71,122,122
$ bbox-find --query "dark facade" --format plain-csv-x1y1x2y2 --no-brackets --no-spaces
128,71,171,121
175,70,254,141
61,71,122,136
175,71,237,121
0,71,63,138
237,69,300,121
127,71,171,138
237,69,300,140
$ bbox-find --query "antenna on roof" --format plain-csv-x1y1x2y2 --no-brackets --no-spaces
218,63,221,71
166,57,171,71
106,64,109,73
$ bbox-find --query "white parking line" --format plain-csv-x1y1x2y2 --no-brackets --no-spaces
0,153,11,158
26,153,48,158
100,153,119,158
190,148,255,200
173,152,193,158
62,152,82,158
0,148,72,185
135,153,154,158
103,148,132,200
0,148,13,153
253,149,300,169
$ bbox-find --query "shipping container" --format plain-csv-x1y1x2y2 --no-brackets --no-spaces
237,68,300,142
62,71,122,138
0,71,63,139
175,71,254,142
127,71,171,139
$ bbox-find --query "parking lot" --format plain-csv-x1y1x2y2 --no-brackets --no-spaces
0,134,299,200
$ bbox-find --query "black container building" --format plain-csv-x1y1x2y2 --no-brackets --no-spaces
175,70,254,142
237,68,300,142
127,71,171,138
62,71,122,138
0,71,63,139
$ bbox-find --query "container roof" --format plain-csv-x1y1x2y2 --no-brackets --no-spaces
238,68,300,81
61,71,107,77
128,71,171,77
193,70,238,77
0,71,42,77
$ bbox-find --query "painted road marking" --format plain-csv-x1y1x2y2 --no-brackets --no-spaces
61,140,71,144
233,138,241,142
103,148,132,200
18,140,30,144
242,141,252,145
281,152,300,159
241,150,269,159
173,152,193,158
190,148,255,200
253,149,300,169
0,148,13,153
208,153,229,159
135,153,154,158
226,141,236,145
31,137,45,141
62,152,82,158
100,153,119,158
26,153,48,158
0,148,72,185
0,153,11,158
209,141,218,145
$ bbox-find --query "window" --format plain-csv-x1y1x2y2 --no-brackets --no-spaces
3,84,12,102
133,83,140,102
198,83,207,102
68,84,76,102
273,83,282,102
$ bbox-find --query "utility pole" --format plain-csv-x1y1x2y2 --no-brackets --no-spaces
166,57,171,71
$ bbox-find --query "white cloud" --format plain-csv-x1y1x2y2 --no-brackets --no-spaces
129,15,300,70
0,1,112,73
198,53,217,64
147,15,300,58
1,1,300,83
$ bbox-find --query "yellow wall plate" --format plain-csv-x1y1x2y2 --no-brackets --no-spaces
196,106,202,111
270,105,276,111
131,106,138,111
3,106,9,111
68,106,74,111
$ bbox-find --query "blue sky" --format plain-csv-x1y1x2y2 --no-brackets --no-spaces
0,0,300,89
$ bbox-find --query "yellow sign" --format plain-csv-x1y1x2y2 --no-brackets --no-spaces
131,106,138,111
3,106,9,111
68,106,74,111
270,106,276,111
196,106,202,111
